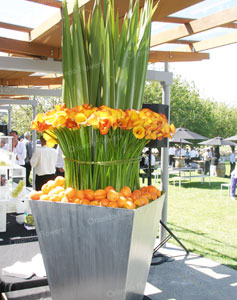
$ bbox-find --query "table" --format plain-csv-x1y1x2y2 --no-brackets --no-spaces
0,214,48,299
170,167,211,188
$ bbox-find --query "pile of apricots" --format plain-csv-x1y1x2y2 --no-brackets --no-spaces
30,176,161,209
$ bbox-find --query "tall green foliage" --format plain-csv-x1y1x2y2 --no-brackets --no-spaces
62,0,157,110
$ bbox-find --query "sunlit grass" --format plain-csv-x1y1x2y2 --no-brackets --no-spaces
152,163,237,270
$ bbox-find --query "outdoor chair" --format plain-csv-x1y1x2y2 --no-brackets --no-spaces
220,183,231,197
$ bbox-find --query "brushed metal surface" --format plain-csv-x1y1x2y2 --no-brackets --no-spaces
30,195,165,300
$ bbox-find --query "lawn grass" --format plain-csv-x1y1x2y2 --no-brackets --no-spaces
152,163,237,270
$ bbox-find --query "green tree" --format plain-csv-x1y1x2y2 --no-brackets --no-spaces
143,75,237,139
10,97,62,136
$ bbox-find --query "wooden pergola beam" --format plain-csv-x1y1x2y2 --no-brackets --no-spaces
152,0,204,21
0,37,61,59
151,6,237,47
30,0,90,43
0,22,32,33
25,0,62,9
168,39,200,45
175,31,237,52
149,51,209,62
157,16,237,29
0,76,63,86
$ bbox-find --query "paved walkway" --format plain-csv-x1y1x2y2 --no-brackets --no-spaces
145,243,237,300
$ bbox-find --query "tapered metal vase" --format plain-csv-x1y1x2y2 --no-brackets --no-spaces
30,195,164,300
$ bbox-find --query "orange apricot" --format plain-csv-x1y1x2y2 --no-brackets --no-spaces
76,190,84,200
61,197,69,203
49,195,61,202
149,192,157,200
48,186,65,196
104,186,115,194
29,190,41,200
124,200,135,210
54,176,65,187
134,199,142,207
41,183,50,195
108,202,119,208
142,192,152,200
74,199,82,204
84,189,95,201
107,190,120,202
40,194,50,201
58,191,65,199
65,187,76,199
100,198,110,207
94,189,107,200
90,200,99,206
118,196,127,208
120,186,132,198
147,185,158,194
139,196,149,206
81,199,90,205
139,186,148,194
156,189,161,197
131,190,141,201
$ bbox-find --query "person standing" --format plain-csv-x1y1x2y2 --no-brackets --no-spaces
203,149,211,175
230,149,236,177
9,130,26,166
144,150,156,174
230,169,237,201
55,145,65,177
169,146,175,167
30,136,57,191
210,153,218,176
22,132,33,187
189,147,198,163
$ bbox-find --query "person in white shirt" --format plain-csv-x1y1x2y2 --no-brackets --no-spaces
230,149,236,177
177,147,186,157
9,130,26,166
189,147,198,162
203,149,211,175
30,136,57,191
169,146,175,167
55,145,65,177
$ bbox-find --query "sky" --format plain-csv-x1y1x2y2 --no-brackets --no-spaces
0,0,236,107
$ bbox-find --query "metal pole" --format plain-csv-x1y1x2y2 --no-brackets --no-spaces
159,61,171,245
32,97,37,190
8,106,12,133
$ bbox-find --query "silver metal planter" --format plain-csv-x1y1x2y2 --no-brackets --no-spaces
30,195,164,300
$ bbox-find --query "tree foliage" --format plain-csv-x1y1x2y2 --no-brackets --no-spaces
9,97,62,136
143,76,237,139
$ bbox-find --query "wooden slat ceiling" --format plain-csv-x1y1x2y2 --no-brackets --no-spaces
0,0,236,88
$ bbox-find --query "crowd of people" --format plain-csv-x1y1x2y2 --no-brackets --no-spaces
168,145,226,176
0,131,64,191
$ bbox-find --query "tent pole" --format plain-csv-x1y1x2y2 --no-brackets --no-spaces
8,106,12,133
159,61,171,245
32,97,37,190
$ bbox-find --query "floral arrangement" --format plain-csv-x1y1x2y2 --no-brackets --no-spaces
32,104,174,191
32,104,174,140
31,0,175,195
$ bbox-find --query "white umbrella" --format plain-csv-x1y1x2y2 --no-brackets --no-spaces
226,134,237,141
199,136,236,146
173,127,208,140
170,137,192,144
